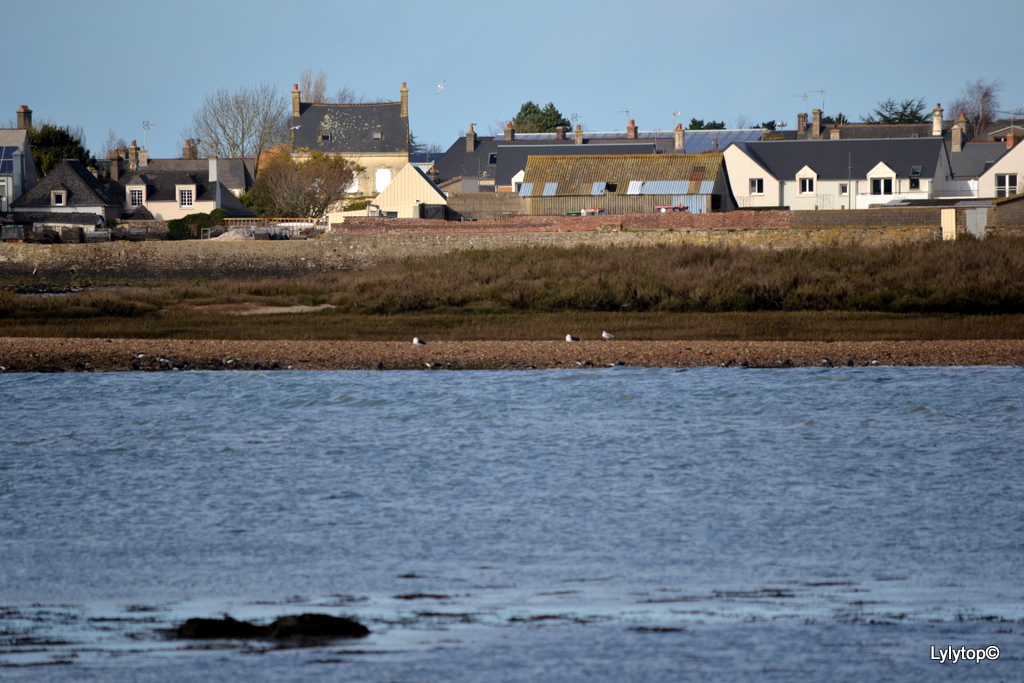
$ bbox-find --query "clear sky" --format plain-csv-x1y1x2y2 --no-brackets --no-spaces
5,0,1022,160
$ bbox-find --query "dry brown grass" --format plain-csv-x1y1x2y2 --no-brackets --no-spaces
2,238,1023,341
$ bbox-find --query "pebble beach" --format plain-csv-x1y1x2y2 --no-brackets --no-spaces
2,337,1023,372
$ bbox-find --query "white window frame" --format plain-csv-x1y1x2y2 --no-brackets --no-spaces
839,183,849,196
799,177,814,194
51,190,66,206
129,188,144,207
749,178,764,195
870,177,894,195
179,188,194,208
995,174,1018,198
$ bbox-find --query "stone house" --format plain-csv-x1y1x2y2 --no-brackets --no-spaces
289,83,410,196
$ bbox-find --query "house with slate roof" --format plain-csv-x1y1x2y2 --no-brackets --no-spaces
723,137,952,210
11,159,122,237
518,153,733,215
289,82,410,196
119,158,255,221
433,121,762,195
0,106,38,213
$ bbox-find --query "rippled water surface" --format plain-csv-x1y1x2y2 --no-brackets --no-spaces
1,367,1022,681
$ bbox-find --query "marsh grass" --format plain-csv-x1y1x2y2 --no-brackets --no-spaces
2,238,1024,341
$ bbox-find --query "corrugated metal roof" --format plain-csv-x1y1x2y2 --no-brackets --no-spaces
521,154,723,197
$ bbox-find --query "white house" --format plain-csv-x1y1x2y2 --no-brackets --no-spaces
724,138,951,210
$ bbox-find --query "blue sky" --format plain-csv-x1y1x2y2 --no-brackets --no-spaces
5,0,1022,159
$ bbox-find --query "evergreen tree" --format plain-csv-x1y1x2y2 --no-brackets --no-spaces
28,124,94,177
511,101,572,133
864,98,927,124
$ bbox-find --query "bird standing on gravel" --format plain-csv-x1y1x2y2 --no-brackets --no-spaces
413,337,427,345
565,334,581,342
602,331,615,340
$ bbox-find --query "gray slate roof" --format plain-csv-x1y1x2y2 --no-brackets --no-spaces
293,102,409,155
119,170,255,217
945,141,1011,178
733,138,947,180
12,159,120,208
141,158,255,192
433,130,763,186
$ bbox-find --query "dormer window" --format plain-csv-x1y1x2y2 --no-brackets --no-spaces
372,132,383,140
129,188,144,207
799,178,814,194
51,190,66,206
179,188,194,208
488,153,498,165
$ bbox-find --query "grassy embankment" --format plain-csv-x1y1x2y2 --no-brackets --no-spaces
2,237,1024,341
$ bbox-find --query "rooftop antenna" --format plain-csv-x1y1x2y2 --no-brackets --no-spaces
810,89,825,111
617,107,630,121
141,121,154,149
794,93,808,111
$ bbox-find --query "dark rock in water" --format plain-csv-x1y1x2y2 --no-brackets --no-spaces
264,613,370,639
173,613,369,641
175,615,263,639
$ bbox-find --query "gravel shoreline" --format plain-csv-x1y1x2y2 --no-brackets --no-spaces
2,337,1023,372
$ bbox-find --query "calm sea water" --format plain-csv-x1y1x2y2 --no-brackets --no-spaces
1,366,1022,681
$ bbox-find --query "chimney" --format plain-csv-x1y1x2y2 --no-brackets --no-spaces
16,105,32,130
209,157,221,209
109,152,120,182
1008,132,1016,150
797,112,807,135
292,84,301,118
555,126,566,141
466,124,477,152
504,121,515,142
830,127,841,140
400,82,409,118
183,139,199,159
811,109,822,140
674,123,685,151
138,148,148,167
626,119,638,139
932,104,944,136
952,113,966,153
574,124,584,145
128,140,139,170
712,135,719,152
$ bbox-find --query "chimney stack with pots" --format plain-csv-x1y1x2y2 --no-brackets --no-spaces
504,122,515,142
574,124,584,145
626,119,638,139
16,105,32,130
674,123,685,151
932,104,944,136
466,124,477,152
811,109,822,140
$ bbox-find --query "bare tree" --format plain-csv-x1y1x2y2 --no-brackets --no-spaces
299,68,329,103
948,78,1002,139
299,68,364,104
181,82,287,175
252,149,361,219
102,129,127,159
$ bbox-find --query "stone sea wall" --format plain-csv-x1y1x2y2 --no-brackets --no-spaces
0,221,941,280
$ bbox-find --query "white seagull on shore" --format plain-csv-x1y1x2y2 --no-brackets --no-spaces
602,331,615,340
565,334,581,342
413,337,427,345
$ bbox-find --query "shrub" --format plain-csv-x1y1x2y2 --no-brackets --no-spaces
167,209,228,240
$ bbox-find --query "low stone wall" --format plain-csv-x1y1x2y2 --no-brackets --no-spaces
0,224,944,280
